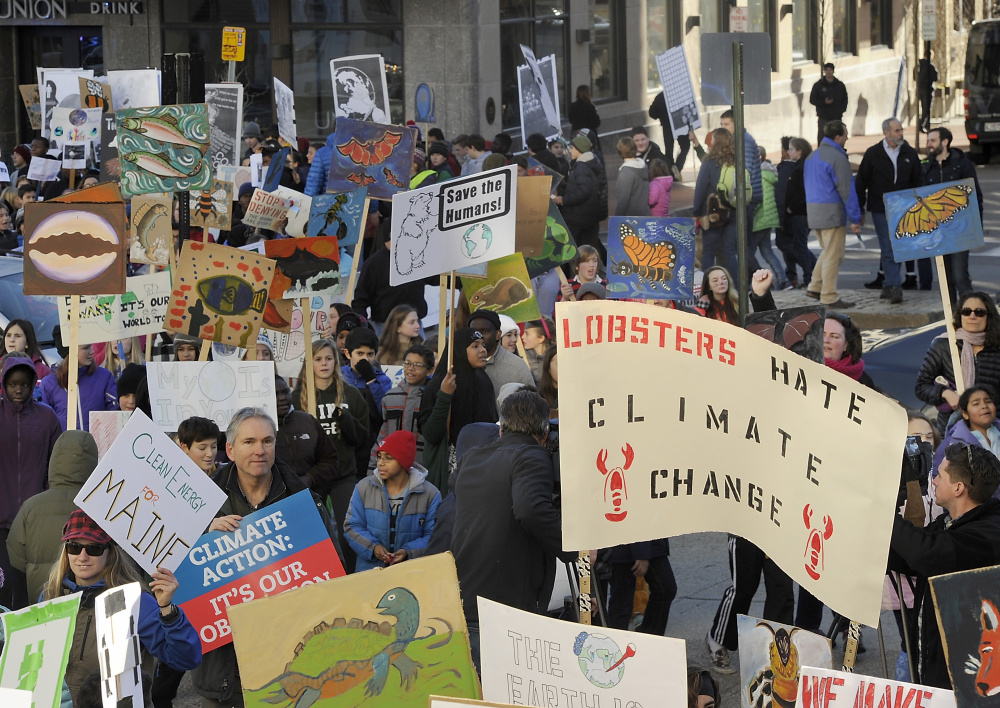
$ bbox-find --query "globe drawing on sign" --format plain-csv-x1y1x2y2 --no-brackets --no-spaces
333,68,387,122
573,632,637,689
198,361,237,401
462,224,493,259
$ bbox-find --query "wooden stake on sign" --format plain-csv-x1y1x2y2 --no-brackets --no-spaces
841,621,862,672
438,274,448,362
198,339,211,361
447,270,456,372
303,297,317,418
936,255,966,395
577,551,592,624
556,268,577,301
247,339,257,360
344,197,371,305
68,169,76,191
66,301,80,431
515,335,532,369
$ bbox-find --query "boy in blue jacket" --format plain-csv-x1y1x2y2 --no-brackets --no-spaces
344,431,441,571
340,326,392,410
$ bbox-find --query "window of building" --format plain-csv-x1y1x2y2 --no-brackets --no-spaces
647,1,682,90
700,0,721,33
832,0,856,56
590,0,625,102
748,0,777,71
500,0,569,131
871,0,892,48
792,0,817,62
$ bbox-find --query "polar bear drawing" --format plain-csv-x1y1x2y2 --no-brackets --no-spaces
395,192,436,276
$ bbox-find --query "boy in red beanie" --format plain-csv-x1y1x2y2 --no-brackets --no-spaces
344,430,441,571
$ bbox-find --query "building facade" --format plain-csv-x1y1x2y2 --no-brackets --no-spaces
0,0,988,158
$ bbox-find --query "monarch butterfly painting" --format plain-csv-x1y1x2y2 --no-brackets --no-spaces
894,184,973,239
609,223,678,290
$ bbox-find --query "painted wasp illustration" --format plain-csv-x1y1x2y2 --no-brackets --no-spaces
748,622,801,708
609,223,678,291
191,185,229,227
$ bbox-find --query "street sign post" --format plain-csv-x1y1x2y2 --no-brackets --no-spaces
222,26,246,81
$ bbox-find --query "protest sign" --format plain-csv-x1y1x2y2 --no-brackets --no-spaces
27,157,62,183
57,271,171,345
274,77,297,146
0,163,9,183
79,76,112,112
885,179,983,262
555,300,907,627
61,141,87,169
0,593,81,708
525,157,563,193
90,411,132,461
39,68,95,140
515,176,551,258
0,688,31,708
330,54,391,123
95,582,143,707
165,241,276,348
116,103,212,198
796,667,956,708
606,217,695,301
99,112,120,183
466,254,541,323
737,614,832,708
271,185,311,237
264,237,341,298
51,107,102,149
431,699,517,708
106,69,161,110
22,201,128,297
19,84,41,130
146,360,278,432
746,306,826,364
217,163,253,193
525,202,578,279
327,117,417,200
172,490,346,652
478,596,686,707
263,294,329,378
929,564,1000,707
262,146,290,193
517,51,560,146
243,188,293,230
307,188,368,242
205,83,244,170
189,179,233,230
655,47,702,137
74,409,226,573
390,165,518,286
227,553,480,706
129,193,172,265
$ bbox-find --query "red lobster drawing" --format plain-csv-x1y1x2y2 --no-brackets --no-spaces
802,504,834,580
597,444,634,522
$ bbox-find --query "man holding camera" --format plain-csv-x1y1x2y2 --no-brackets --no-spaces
888,443,1000,687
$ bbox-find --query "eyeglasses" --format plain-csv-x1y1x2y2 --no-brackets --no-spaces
66,542,109,556
961,308,988,318
402,361,428,370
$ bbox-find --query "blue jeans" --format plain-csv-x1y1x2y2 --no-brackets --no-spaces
702,221,738,278
751,229,789,286
872,211,901,288
786,215,818,284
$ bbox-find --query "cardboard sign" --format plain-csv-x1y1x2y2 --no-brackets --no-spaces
189,179,233,230
95,583,143,707
795,666,956,708
129,193,173,266
146,360,278,433
172,490,346,652
525,157,563,193
606,217,696,301
929,564,1000,707
264,294,329,379
885,178,984,262
273,77,297,147
264,236,341,299
57,271,172,345
165,241,276,347
74,409,226,574
655,47,702,137
227,553,480,706
23,201,128,297
555,301,907,628
116,103,212,198
330,54,392,123
390,165,518,286
737,614,832,708
205,83,243,170
327,117,417,200
307,188,368,243
79,76,113,112
271,185,311,237
466,254,541,323
19,84,41,130
90,411,132,461
243,188,293,230
478,597,686,707
0,593,81,708
524,202,578,279
515,176,551,257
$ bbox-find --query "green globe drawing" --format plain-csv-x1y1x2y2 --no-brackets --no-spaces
574,632,627,688
462,223,493,259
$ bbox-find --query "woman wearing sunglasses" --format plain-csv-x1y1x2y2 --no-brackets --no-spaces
916,292,1000,433
41,510,201,705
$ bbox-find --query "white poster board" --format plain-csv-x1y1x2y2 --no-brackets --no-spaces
74,409,227,574
330,54,391,123
655,47,702,137
390,165,517,286
205,83,244,170
556,300,907,628
478,597,687,707
273,78,297,147
796,666,956,708
243,189,293,230
57,272,172,346
517,56,561,146
519,45,560,134
95,583,144,708
27,157,62,183
38,67,95,140
106,69,161,110
146,360,278,433
271,185,311,237
0,688,32,708
264,294,329,380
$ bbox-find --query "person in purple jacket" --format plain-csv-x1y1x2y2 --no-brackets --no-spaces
0,352,62,609
40,342,117,431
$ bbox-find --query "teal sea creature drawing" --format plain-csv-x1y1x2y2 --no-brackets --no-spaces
116,103,211,197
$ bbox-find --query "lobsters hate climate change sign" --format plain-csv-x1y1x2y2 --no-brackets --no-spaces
555,301,907,628
172,490,345,652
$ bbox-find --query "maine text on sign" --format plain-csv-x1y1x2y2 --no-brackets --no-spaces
439,170,513,231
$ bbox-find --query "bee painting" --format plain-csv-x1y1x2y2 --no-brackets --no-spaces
606,218,694,300
189,179,233,230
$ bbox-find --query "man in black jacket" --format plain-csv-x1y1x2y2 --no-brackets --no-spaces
809,64,849,146
554,134,607,262
451,391,575,666
889,443,1000,688
925,127,984,303
274,376,338,499
856,117,923,304
525,133,562,174
648,92,690,179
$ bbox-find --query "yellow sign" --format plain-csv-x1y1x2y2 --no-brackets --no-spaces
221,26,246,62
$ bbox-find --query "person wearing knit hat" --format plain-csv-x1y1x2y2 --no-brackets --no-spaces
242,121,262,161
296,137,311,155
244,333,273,362
554,128,607,263
344,429,441,571
577,282,607,300
482,153,508,172
171,333,200,362
497,313,519,353
428,141,455,182
116,362,147,411
11,144,31,183
238,182,255,200
467,309,534,397
571,134,593,155
410,147,436,189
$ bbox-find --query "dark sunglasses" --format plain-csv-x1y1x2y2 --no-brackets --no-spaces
961,307,988,318
66,542,109,556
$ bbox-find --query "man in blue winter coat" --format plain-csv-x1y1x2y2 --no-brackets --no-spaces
305,127,337,197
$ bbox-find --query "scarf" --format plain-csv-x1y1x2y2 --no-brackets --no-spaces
825,355,865,381
419,328,498,444
955,329,987,389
